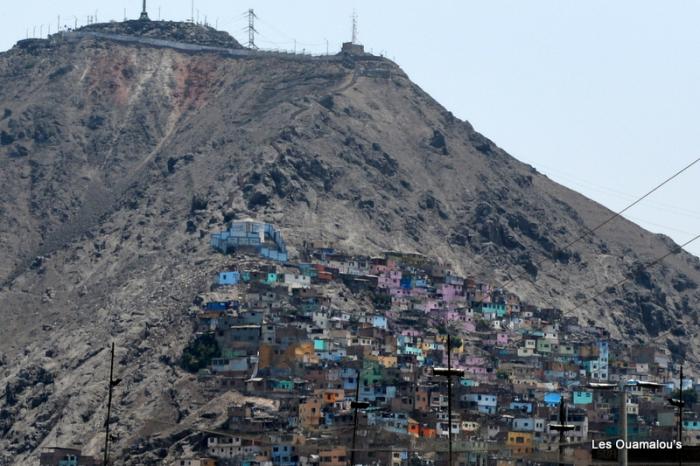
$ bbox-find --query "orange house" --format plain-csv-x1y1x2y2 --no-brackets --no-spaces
315,389,345,405
299,397,323,428
319,447,348,466
507,431,534,454
408,418,420,437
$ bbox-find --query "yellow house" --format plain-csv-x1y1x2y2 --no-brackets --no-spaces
373,354,397,368
507,431,534,454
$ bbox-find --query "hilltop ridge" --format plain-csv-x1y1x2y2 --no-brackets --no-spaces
76,20,245,49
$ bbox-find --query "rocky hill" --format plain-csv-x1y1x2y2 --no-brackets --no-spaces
0,21,698,464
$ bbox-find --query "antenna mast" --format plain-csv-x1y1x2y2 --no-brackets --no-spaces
351,10,358,44
246,9,258,49
139,0,150,21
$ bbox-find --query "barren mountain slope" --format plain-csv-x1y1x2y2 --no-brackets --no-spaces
0,25,699,463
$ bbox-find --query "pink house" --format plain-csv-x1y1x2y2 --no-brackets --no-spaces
465,356,486,366
497,333,509,346
423,299,440,313
378,270,402,289
438,284,462,303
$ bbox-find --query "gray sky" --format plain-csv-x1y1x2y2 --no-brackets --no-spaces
2,1,699,256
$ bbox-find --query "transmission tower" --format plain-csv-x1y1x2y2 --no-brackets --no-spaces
351,10,358,44
245,9,258,49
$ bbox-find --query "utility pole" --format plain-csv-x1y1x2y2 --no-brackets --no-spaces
191,0,194,23
669,364,686,466
350,368,369,465
620,388,628,466
679,364,684,445
433,335,464,466
102,342,121,466
549,397,575,466
245,9,258,49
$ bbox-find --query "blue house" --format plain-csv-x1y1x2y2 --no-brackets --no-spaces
217,271,240,286
510,401,533,414
271,443,298,466
211,220,288,262
544,392,562,407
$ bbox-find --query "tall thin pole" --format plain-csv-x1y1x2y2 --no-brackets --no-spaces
246,9,258,49
559,401,566,466
103,342,115,466
679,364,684,443
447,334,453,466
351,368,361,466
620,388,628,466
351,10,358,44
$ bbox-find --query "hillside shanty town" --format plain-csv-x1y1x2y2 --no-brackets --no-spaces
41,220,695,465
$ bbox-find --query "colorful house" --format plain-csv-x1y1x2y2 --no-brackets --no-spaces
217,271,240,286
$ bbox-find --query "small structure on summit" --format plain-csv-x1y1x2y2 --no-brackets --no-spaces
211,219,288,262
341,10,364,55
139,0,150,21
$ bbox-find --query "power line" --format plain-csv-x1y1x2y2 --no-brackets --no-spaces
567,231,700,315
533,162,700,220
500,157,700,291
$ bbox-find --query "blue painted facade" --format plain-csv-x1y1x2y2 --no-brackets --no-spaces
510,401,533,414
271,443,298,465
544,392,562,407
217,271,240,285
211,220,289,262
573,391,593,404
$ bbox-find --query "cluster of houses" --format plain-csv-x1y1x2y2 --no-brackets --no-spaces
173,221,695,466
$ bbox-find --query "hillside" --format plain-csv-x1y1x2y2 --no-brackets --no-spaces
0,22,698,464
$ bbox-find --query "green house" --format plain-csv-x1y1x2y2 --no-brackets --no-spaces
481,303,506,317
536,339,552,353
314,339,329,351
361,360,383,386
273,380,294,391
573,391,593,404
